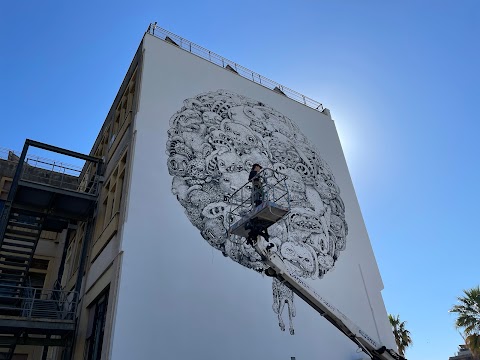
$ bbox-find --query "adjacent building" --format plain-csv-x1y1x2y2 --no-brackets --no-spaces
449,345,474,360
0,24,396,360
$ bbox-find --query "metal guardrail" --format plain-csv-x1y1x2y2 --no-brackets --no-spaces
146,23,324,112
0,148,100,196
21,155,101,195
226,168,290,224
0,284,77,320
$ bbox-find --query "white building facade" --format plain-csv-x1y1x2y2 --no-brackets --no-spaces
106,27,396,360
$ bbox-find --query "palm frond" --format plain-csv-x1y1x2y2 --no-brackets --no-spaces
388,313,412,356
450,286,480,357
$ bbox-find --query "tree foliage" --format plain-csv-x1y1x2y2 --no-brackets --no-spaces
450,286,480,358
388,314,413,357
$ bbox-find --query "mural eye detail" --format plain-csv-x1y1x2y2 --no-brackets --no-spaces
166,90,348,333
295,163,309,176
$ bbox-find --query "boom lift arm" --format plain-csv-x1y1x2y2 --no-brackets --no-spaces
226,168,405,360
254,238,405,360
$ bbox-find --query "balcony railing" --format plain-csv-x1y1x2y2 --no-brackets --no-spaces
146,23,324,112
0,148,101,196
0,284,77,321
21,155,101,195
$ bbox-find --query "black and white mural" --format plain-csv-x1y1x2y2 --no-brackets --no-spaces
166,90,348,334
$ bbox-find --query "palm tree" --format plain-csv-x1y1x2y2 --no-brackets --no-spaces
465,334,480,359
450,286,480,358
388,314,413,356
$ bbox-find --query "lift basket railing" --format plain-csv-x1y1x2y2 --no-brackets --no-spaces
226,168,290,232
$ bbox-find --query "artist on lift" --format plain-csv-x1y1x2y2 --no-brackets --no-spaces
246,164,270,246
249,163,264,207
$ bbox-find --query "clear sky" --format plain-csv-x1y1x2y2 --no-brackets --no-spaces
1,1,478,359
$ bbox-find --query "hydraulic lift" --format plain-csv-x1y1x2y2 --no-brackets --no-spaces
227,168,405,360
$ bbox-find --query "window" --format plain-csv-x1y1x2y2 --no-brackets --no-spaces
62,223,86,282
30,258,49,270
85,290,109,360
94,150,128,237
27,257,49,298
108,70,136,152
0,176,12,201
63,230,75,281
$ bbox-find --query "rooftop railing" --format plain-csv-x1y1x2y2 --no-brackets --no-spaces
146,23,324,112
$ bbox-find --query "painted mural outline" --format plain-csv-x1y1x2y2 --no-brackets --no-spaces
166,90,348,334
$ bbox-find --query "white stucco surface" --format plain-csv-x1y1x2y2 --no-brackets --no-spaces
109,34,395,360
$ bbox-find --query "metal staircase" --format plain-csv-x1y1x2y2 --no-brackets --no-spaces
0,213,44,299
0,335,17,360
0,139,103,360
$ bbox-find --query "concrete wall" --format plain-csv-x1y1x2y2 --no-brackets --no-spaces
110,33,395,360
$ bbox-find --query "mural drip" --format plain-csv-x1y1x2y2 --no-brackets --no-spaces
272,278,296,335
166,90,348,334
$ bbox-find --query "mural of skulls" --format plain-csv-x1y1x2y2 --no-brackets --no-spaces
166,90,348,333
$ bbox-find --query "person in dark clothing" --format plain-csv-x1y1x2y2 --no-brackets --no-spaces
245,218,270,246
248,163,262,181
246,164,269,246
249,164,264,207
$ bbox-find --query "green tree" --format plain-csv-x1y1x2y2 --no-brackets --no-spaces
388,314,413,356
450,286,480,358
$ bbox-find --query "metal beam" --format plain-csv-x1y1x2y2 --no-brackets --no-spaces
0,318,75,334
10,204,87,223
0,335,67,347
25,140,101,163
17,180,98,201
0,141,29,248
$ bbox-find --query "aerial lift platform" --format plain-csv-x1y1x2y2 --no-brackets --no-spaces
226,168,405,360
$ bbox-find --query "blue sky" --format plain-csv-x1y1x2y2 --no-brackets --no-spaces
1,1,479,359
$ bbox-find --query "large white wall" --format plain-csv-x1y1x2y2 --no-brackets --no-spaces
110,34,395,360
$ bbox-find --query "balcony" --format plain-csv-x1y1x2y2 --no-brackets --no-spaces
0,283,77,353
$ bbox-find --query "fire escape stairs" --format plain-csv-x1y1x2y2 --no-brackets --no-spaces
0,334,17,360
0,213,44,360
0,213,44,293
0,139,104,359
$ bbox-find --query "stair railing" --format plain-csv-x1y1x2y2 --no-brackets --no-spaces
0,281,77,320
20,278,35,318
